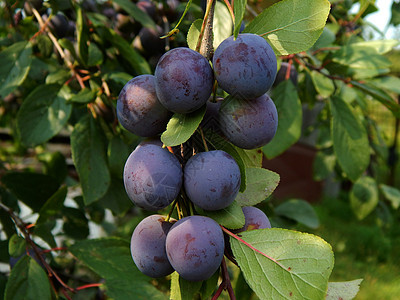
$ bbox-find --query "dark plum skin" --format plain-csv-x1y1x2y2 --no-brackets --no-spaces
123,144,182,211
165,215,224,281
200,99,223,132
117,75,172,137
219,94,278,149
213,33,277,99
236,206,271,233
184,150,241,211
130,215,174,278
273,62,298,88
154,47,214,114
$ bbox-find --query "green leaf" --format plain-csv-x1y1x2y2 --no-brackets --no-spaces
367,76,400,94
313,150,336,181
187,19,202,50
342,40,399,55
235,147,263,168
263,80,302,158
350,80,400,118
274,199,319,229
38,151,68,185
235,167,280,206
113,0,156,29
214,1,233,49
62,207,89,239
2,172,60,212
201,201,245,229
0,41,32,98
77,7,89,65
8,235,26,257
332,43,392,79
326,279,363,300
88,43,103,66
36,186,67,225
108,136,131,178
4,256,51,300
230,229,334,300
70,238,166,299
233,0,247,38
105,278,167,300
243,0,331,55
390,1,400,26
105,28,151,75
69,88,97,104
161,105,206,147
16,84,72,147
330,96,369,181
350,176,379,220
58,38,78,60
199,271,219,299
71,115,111,205
310,70,335,98
98,177,132,215
380,184,400,210
170,272,202,300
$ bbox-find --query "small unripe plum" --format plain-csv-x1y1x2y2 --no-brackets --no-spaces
273,62,298,87
165,215,224,281
219,94,278,149
117,75,172,137
213,33,277,99
130,214,174,277
123,144,182,211
154,47,214,114
184,150,241,210
236,206,271,233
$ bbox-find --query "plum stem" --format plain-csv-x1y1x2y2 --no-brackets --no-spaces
212,258,236,300
221,226,287,270
198,127,209,152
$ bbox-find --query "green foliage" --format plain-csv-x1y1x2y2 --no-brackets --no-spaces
161,105,206,146
1,0,399,298
230,229,334,299
5,256,51,300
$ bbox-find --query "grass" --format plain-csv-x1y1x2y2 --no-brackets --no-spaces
310,196,400,300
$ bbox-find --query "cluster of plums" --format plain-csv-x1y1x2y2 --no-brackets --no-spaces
117,33,278,281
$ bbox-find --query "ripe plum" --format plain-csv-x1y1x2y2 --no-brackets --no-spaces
154,47,214,114
213,33,277,99
123,144,182,211
184,150,240,211
165,215,224,281
236,206,271,233
219,94,278,149
130,214,174,277
117,75,172,137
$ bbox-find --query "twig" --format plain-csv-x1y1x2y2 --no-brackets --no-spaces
212,258,236,300
221,226,287,270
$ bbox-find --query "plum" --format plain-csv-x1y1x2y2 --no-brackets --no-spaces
130,214,175,277
236,206,271,233
219,93,278,149
117,75,172,137
213,33,277,99
165,215,224,281
184,150,241,211
154,47,214,114
123,144,182,211
273,62,298,87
